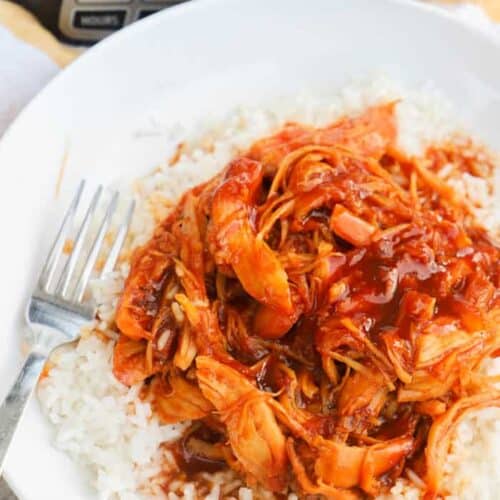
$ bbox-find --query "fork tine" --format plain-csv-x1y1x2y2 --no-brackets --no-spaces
72,192,119,302
38,180,85,292
100,199,135,277
55,185,103,298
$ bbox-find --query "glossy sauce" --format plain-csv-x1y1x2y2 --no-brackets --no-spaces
113,106,500,497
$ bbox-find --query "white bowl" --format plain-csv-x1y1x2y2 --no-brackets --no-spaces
0,0,499,498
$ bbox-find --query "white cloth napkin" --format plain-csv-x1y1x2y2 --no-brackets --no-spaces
0,25,58,136
0,3,499,139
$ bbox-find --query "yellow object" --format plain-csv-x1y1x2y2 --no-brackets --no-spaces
433,0,500,21
477,0,500,21
0,1,79,67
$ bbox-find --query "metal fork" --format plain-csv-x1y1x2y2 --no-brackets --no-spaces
0,181,135,475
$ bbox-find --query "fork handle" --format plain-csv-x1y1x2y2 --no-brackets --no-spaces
0,351,46,476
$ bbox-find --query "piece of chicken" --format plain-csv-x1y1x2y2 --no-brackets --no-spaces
209,157,292,315
150,370,213,424
113,334,158,386
249,103,397,169
115,221,176,340
337,368,390,434
196,356,287,492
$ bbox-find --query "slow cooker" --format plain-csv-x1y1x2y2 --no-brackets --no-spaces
14,0,189,44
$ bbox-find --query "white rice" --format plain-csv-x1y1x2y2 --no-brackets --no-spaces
38,331,187,500
37,76,500,499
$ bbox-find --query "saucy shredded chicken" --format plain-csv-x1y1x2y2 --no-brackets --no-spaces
113,103,500,498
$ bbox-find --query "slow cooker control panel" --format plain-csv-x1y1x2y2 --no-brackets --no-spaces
59,0,187,42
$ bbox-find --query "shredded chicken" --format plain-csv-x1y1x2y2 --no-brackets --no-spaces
113,104,500,498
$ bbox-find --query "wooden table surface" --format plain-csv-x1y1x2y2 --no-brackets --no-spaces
0,478,16,500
